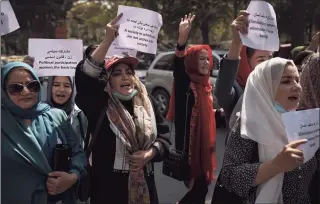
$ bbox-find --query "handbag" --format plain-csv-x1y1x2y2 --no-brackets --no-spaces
162,89,191,181
48,144,72,202
77,104,108,202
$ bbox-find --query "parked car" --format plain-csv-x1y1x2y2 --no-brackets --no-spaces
145,50,226,127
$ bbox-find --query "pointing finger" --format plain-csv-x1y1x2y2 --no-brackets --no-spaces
110,13,123,25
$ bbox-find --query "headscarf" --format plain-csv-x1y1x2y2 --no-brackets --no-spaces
236,46,253,87
1,62,50,119
299,53,320,109
241,57,294,203
290,46,307,60
83,45,97,59
46,76,75,116
167,45,216,182
104,57,157,204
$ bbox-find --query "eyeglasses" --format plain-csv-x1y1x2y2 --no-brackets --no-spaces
6,80,40,95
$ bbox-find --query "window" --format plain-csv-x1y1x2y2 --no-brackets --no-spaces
153,54,174,71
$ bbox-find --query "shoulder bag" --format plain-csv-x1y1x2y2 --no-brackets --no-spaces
162,88,190,181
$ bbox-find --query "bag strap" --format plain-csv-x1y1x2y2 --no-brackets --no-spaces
170,86,191,153
77,112,86,142
86,102,109,157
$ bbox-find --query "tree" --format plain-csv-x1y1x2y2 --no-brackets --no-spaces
66,1,142,45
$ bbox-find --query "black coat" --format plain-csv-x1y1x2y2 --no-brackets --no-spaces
75,59,171,204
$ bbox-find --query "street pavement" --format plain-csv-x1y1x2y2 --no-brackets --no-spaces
154,123,228,204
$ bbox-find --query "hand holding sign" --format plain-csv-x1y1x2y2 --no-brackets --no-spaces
105,13,123,42
115,6,163,54
239,1,279,52
178,13,196,45
231,10,249,47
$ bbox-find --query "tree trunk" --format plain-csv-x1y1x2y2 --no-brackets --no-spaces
291,0,306,47
201,16,210,44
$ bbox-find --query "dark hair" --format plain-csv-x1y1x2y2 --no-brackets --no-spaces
83,45,97,59
246,47,256,59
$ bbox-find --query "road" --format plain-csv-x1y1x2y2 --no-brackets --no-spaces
154,124,228,204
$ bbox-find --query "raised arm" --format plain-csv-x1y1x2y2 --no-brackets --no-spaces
214,11,248,111
75,14,123,116
173,14,195,80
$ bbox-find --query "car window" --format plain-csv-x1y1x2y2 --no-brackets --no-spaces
135,63,148,70
154,54,174,71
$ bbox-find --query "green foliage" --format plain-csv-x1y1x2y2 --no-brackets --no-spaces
66,1,143,45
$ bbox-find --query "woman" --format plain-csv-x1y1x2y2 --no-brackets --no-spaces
166,14,216,204
75,14,170,204
1,62,86,204
299,53,320,204
214,10,272,129
46,76,88,146
218,57,319,203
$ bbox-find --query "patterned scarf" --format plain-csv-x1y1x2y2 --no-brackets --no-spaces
105,74,157,204
299,53,320,109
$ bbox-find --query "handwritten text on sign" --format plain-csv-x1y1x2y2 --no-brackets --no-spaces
239,0,279,52
282,108,320,163
28,39,83,77
116,5,163,54
0,1,20,36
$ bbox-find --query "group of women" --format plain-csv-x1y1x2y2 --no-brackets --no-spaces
1,9,319,204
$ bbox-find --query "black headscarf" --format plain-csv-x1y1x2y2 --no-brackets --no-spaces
83,45,97,59
46,76,75,116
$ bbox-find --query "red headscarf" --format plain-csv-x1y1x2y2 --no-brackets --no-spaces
167,45,216,181
236,46,253,87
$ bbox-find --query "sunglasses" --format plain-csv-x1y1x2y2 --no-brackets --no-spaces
6,80,40,95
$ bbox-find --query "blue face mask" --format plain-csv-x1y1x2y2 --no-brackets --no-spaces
112,89,138,101
274,101,288,114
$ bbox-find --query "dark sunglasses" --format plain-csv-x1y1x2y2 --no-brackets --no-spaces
6,80,40,95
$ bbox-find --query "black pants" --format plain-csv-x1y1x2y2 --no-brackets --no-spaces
179,176,208,204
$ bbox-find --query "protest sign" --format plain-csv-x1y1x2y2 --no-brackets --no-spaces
239,0,279,51
282,108,320,163
115,5,162,54
0,0,20,36
106,42,138,59
28,39,83,77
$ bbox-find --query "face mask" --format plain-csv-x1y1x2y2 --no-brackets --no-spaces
274,101,288,114
112,89,138,101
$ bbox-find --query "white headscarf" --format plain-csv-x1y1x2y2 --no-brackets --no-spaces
240,57,295,203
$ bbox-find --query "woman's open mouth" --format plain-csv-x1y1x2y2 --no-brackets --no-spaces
288,95,299,102
56,94,66,100
120,83,132,90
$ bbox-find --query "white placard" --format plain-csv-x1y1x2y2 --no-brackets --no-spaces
0,0,20,36
281,108,320,163
115,5,162,54
239,0,279,51
28,39,83,77
106,42,138,59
